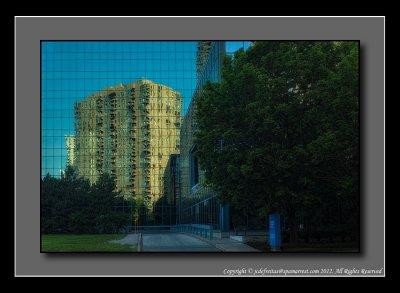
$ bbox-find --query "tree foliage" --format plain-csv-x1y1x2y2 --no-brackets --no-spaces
195,41,359,242
41,165,133,234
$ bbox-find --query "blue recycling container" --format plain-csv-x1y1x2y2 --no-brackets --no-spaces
268,213,282,251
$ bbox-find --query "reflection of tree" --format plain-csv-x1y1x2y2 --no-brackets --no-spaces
41,166,133,234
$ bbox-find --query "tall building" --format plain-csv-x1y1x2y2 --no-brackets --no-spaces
65,135,76,166
178,41,226,228
74,79,181,205
163,154,180,206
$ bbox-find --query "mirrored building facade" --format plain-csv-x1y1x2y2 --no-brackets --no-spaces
74,79,181,205
177,41,252,230
177,41,225,229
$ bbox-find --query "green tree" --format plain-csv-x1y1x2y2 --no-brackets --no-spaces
195,41,359,243
41,167,132,234
41,173,63,233
89,173,130,233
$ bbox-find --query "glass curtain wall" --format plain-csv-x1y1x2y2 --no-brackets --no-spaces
177,41,252,230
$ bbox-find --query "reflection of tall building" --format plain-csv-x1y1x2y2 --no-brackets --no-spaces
177,41,253,230
74,79,181,204
163,154,180,206
65,135,76,166
178,41,226,228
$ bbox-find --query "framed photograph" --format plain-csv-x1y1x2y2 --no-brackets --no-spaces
40,40,360,253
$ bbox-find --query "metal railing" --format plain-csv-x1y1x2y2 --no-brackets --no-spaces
123,225,172,234
171,224,213,240
122,224,214,240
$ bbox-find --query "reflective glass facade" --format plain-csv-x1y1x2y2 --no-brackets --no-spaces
41,41,197,182
177,41,252,229
41,40,252,226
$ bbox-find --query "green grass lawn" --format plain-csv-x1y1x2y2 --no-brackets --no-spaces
41,234,137,252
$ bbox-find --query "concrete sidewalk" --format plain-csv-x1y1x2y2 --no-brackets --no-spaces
109,234,139,246
110,232,259,252
141,233,220,252
187,233,260,252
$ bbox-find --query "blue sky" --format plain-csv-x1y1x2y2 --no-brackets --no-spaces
41,41,252,177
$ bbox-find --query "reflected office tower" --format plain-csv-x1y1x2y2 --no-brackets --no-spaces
74,79,182,206
65,135,76,166
178,41,225,227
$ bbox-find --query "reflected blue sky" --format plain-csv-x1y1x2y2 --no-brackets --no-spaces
41,41,252,177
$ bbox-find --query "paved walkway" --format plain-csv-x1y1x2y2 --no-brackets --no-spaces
141,233,220,252
109,232,259,252
188,233,260,252
109,234,139,246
